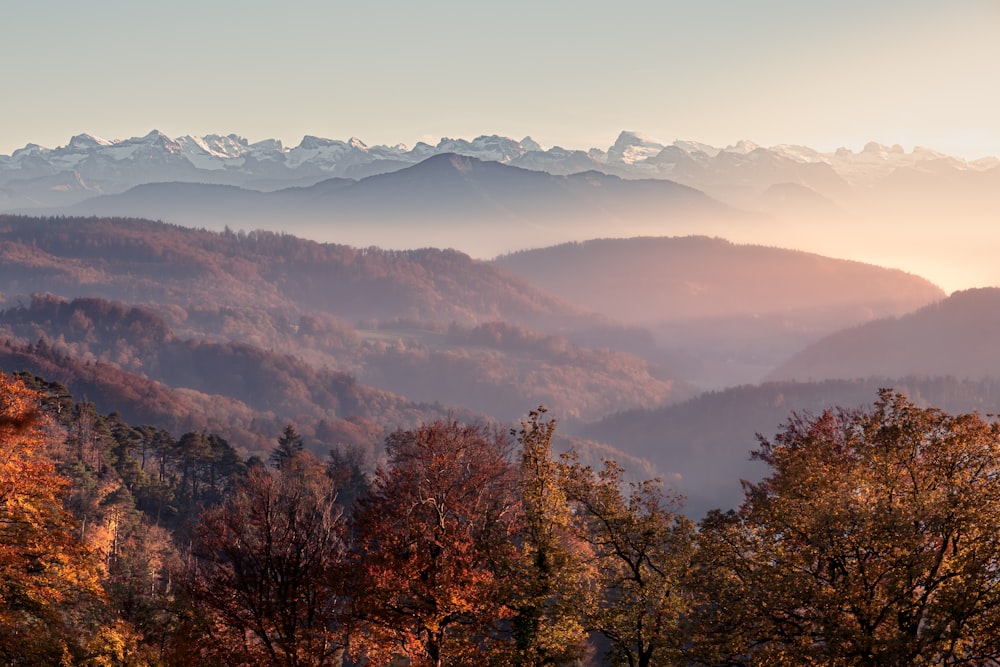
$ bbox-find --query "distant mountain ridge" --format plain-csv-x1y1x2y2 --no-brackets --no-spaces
45,154,741,257
3,129,996,211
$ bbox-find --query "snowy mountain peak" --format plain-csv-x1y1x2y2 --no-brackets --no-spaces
671,140,720,157
251,138,283,151
10,143,46,158
67,133,113,150
297,136,340,150
613,130,662,146
862,141,904,155
2,129,996,212
723,140,761,155
608,131,666,164
141,129,171,143
521,136,543,152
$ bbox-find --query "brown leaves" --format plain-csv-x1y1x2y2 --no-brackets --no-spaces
349,421,519,666
692,390,1000,665
0,371,103,663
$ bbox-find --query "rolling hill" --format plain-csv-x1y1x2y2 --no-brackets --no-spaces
580,376,1000,518
495,236,945,386
768,287,1000,382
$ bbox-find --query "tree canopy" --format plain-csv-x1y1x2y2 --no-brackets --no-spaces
691,390,1000,666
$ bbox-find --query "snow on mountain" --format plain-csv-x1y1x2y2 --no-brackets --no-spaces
721,140,760,155
67,133,114,149
430,135,530,163
176,135,248,170
1,129,996,211
606,131,666,165
670,140,720,158
770,144,826,163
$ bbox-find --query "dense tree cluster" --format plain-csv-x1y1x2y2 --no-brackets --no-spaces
0,215,596,327
0,292,677,431
6,370,1000,665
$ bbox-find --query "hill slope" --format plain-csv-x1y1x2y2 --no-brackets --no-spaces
581,376,1000,518
768,287,1000,382
495,236,945,386
0,214,604,330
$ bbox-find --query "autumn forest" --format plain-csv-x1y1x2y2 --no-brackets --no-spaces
4,214,1000,665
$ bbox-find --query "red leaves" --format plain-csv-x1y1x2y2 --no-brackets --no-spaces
349,421,519,666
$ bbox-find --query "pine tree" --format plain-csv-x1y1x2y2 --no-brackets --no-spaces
269,423,304,470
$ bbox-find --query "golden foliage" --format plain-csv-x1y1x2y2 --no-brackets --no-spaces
0,371,104,663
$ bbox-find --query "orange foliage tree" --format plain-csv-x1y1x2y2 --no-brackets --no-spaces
182,453,345,666
348,421,520,666
692,390,1000,665
0,371,103,663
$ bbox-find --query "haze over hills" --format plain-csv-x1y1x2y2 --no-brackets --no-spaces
0,214,603,329
5,129,998,290
0,215,689,427
0,134,993,514
768,288,1000,383
48,154,741,256
0,214,968,503
581,376,1000,518
496,237,945,387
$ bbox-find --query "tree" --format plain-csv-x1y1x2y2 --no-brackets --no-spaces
510,408,592,665
0,372,104,664
561,455,695,667
326,442,370,515
692,390,1000,666
270,423,304,470
349,420,520,666
183,453,345,666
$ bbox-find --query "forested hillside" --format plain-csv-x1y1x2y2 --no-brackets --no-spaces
495,236,944,386
581,376,1000,516
0,214,601,328
6,371,1000,665
0,216,689,427
769,287,1000,381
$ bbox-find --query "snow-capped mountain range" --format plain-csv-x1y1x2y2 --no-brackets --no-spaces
2,129,997,210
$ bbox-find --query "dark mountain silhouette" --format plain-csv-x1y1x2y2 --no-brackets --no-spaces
52,154,745,256
768,287,1000,382
755,182,846,219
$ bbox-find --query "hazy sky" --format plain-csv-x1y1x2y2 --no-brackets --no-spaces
2,0,998,158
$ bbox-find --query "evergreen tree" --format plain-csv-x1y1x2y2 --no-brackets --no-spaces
270,423,304,470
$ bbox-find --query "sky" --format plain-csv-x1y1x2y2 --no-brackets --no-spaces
2,0,998,159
